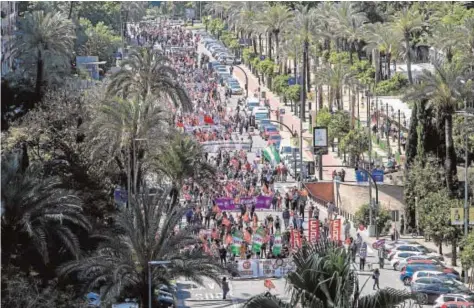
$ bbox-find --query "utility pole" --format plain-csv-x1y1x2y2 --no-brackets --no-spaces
300,42,307,182
367,84,374,234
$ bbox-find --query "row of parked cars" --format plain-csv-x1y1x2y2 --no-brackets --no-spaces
200,32,244,95
380,240,473,306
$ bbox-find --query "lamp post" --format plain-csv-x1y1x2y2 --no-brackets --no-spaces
148,261,172,308
398,110,401,154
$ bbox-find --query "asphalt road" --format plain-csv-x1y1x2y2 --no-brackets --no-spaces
176,32,421,308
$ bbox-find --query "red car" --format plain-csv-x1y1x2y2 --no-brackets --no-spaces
261,126,279,140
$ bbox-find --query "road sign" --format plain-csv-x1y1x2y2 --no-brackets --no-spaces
371,169,384,183
288,77,296,85
260,55,266,61
355,170,369,183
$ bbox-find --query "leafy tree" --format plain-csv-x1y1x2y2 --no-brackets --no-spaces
77,18,121,69
355,203,392,236
60,191,225,307
403,156,445,228
328,110,351,146
244,241,413,308
272,74,290,97
461,232,474,273
1,151,91,270
315,107,332,127
13,10,75,98
417,189,462,260
340,129,370,166
374,73,408,96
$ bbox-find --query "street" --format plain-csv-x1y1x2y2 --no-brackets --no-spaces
175,30,419,308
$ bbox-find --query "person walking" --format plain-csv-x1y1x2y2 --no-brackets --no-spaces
282,208,290,229
222,277,230,300
219,245,227,265
349,238,357,263
359,242,367,271
299,201,305,221
372,268,380,290
344,220,351,240
355,233,362,254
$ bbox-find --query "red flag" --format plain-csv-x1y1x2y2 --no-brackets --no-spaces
204,115,214,125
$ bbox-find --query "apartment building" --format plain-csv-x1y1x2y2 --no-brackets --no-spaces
1,1,18,76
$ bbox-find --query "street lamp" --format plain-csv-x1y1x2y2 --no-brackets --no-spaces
148,260,172,308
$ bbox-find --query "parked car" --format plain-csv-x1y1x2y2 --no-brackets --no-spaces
440,302,474,308
390,251,424,270
396,255,445,271
267,134,282,149
388,244,441,260
411,279,473,305
434,294,474,308
261,125,280,140
400,263,460,285
412,271,460,283
229,83,243,95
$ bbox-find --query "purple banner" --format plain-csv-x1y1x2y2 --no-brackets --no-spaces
214,196,272,211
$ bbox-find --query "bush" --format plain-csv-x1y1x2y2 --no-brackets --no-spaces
272,74,290,96
375,73,408,96
354,203,392,235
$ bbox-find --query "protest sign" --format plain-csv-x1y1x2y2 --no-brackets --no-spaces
308,219,320,243
214,196,273,211
330,219,342,242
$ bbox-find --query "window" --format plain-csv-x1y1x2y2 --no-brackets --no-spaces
444,296,456,302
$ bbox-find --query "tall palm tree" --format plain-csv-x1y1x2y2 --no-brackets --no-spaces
1,151,91,267
427,23,460,64
60,190,224,307
88,96,167,194
244,241,413,308
315,63,354,111
257,4,294,61
390,7,426,84
363,22,401,80
107,48,192,112
152,132,217,206
330,2,367,64
403,61,472,194
13,11,75,98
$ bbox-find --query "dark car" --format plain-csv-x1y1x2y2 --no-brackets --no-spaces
411,279,473,305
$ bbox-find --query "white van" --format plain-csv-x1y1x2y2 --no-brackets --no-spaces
252,107,269,123
279,138,299,160
246,97,260,111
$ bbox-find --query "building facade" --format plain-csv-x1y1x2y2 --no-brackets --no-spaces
1,1,18,76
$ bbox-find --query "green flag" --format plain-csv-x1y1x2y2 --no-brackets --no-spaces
231,230,243,255
252,226,266,253
262,145,281,164
272,231,282,256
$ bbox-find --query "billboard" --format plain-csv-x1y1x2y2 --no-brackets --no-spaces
313,127,328,147
450,208,474,225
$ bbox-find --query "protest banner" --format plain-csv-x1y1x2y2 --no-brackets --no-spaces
308,218,320,243
237,259,259,279
252,226,266,253
330,219,342,242
231,230,243,255
290,229,302,250
214,196,273,211
272,231,282,256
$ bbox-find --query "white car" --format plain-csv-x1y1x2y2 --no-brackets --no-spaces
396,255,445,271
389,251,423,269
434,294,474,308
387,244,440,259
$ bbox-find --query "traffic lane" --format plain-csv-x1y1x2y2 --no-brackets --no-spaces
230,278,288,306
176,278,231,308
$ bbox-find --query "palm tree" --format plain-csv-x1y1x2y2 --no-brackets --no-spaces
60,190,224,307
107,48,192,112
314,63,354,111
1,151,91,268
427,23,460,64
88,96,167,194
244,241,413,308
330,2,367,64
152,132,217,206
403,61,472,194
457,17,474,65
390,7,426,84
363,23,401,80
13,11,75,98
257,4,294,61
